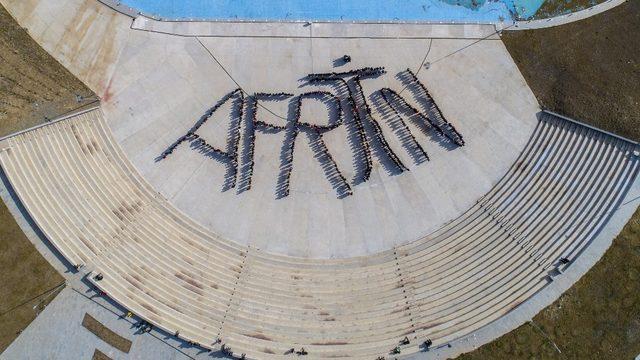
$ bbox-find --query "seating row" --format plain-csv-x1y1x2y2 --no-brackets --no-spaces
0,108,637,359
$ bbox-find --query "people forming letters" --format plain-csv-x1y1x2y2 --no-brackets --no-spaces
157,68,464,198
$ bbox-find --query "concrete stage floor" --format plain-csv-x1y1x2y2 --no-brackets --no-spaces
0,0,541,258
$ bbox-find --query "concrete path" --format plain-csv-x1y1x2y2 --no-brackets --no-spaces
0,286,203,360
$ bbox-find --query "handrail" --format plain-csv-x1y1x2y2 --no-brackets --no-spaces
543,109,639,146
0,102,101,142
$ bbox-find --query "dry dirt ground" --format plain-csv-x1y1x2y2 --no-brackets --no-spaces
0,197,65,352
0,4,94,352
459,2,640,359
93,348,114,360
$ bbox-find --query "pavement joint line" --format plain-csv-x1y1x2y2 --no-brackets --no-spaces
195,36,290,121
134,28,503,40
430,23,515,64
129,11,509,26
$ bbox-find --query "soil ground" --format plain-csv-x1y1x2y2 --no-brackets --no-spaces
534,0,605,19
82,313,132,353
459,2,640,359
0,197,65,352
0,5,95,138
93,349,114,360
504,0,640,142
0,4,94,353
0,0,638,358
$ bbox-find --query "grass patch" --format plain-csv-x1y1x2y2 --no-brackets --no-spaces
458,3,640,359
503,0,640,142
92,348,113,360
82,313,132,353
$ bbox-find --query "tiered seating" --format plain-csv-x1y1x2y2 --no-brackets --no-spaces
0,108,637,359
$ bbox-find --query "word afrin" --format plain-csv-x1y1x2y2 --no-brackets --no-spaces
158,67,465,198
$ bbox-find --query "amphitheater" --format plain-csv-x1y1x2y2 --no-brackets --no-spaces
0,0,639,359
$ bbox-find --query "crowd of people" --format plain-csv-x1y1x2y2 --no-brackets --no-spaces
297,91,343,132
307,66,387,81
379,87,431,162
254,92,293,99
157,89,244,192
297,91,354,196
403,69,465,146
277,93,351,198
308,132,353,197
154,66,465,199
352,77,408,173
380,83,463,149
310,77,374,183
134,319,153,333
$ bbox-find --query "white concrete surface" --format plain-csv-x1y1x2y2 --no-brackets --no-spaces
1,0,540,258
0,287,205,360
132,16,502,39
